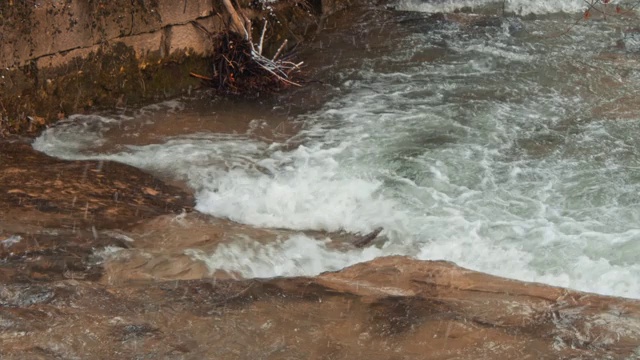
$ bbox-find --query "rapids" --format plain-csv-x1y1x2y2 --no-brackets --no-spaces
34,0,640,298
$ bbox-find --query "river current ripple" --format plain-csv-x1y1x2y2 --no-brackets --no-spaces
34,0,640,298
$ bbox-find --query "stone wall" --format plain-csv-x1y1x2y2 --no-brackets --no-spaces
0,1,222,69
0,0,331,135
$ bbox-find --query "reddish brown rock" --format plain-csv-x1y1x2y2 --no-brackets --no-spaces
0,140,193,230
0,138,193,285
1,257,639,359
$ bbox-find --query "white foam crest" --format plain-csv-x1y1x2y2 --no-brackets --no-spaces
396,0,615,15
397,0,498,13
107,136,268,188
35,127,266,171
33,114,126,153
138,99,185,114
541,256,640,298
32,100,186,155
413,211,640,298
195,143,407,233
465,43,534,62
186,234,386,278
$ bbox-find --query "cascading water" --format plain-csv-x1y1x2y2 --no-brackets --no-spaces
34,0,640,298
397,0,592,15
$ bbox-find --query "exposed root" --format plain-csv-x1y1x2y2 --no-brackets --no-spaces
191,30,303,95
352,227,384,248
190,2,303,96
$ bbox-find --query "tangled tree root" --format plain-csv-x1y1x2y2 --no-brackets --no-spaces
190,0,305,95
191,28,303,95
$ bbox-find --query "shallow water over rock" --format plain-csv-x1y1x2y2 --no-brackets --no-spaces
4,1,640,358
2,257,640,359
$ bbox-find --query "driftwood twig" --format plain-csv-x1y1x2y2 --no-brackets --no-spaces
258,20,268,55
352,227,384,248
272,39,289,62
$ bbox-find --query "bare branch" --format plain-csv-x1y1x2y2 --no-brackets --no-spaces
272,39,289,61
258,20,268,56
222,0,248,39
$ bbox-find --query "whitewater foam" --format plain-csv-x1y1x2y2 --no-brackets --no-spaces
32,7,640,299
396,0,617,15
185,235,386,278
194,143,407,233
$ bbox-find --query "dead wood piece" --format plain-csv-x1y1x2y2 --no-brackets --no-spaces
196,31,302,94
272,39,289,61
222,0,249,39
189,72,213,81
352,227,384,248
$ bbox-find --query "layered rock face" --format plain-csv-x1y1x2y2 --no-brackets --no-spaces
0,1,222,69
0,0,322,135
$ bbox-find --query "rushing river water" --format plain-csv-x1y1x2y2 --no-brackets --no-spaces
34,0,640,298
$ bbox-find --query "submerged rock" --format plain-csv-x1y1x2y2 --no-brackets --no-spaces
1,257,638,359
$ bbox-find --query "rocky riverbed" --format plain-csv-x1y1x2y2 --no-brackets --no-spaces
2,136,640,359
4,0,640,358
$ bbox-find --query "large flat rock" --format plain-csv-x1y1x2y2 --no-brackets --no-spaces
1,256,638,359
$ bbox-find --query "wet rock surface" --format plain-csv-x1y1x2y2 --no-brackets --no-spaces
0,139,193,230
0,137,193,285
1,257,639,359
1,138,640,359
3,6,640,358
